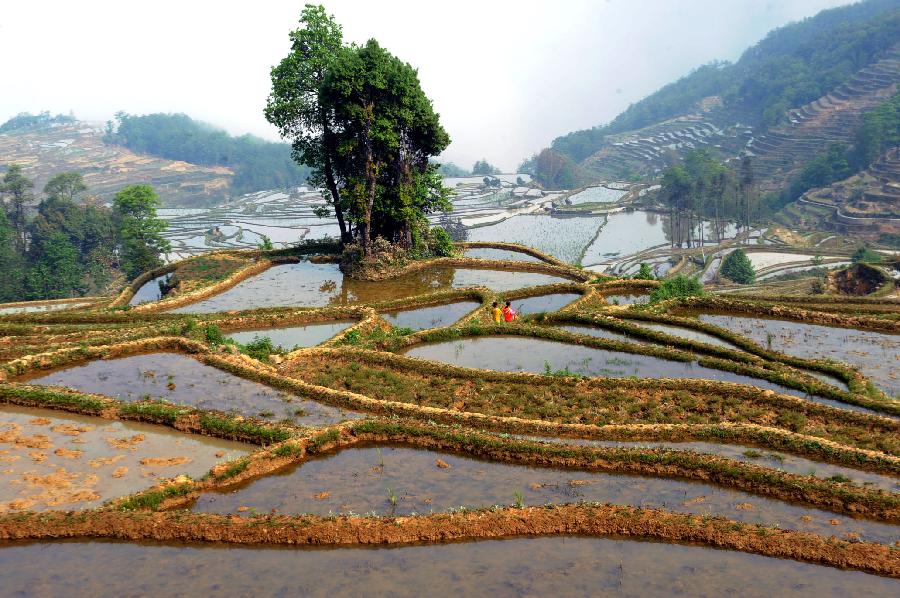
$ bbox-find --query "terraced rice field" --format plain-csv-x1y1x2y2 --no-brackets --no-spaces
1,241,898,592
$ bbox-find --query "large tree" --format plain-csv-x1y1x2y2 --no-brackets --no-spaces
266,5,450,254
0,164,34,251
0,209,25,301
112,184,170,279
266,4,351,243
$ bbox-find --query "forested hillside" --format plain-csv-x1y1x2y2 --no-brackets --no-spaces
106,112,310,194
551,0,900,164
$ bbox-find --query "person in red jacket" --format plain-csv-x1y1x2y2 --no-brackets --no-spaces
502,300,517,322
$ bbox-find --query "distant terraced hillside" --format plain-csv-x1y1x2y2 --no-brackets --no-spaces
579,43,900,186
0,121,235,207
544,0,900,189
750,44,900,186
777,146,900,240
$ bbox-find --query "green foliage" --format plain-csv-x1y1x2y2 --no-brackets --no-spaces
266,6,451,251
429,227,454,257
550,0,900,162
649,275,704,303
529,148,582,190
851,245,883,263
436,162,469,177
257,235,274,251
202,324,227,346
107,112,310,194
112,184,170,279
720,249,756,284
24,232,82,299
633,263,655,280
240,335,279,361
472,159,500,175
0,111,74,134
854,92,900,165
0,209,25,301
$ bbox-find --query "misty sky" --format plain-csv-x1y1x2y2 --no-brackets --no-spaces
0,0,853,170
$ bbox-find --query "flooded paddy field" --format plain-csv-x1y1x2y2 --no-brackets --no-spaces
602,292,650,306
170,262,570,313
517,436,899,492
402,336,834,402
507,293,580,315
381,302,479,331
696,314,900,397
226,321,353,350
0,404,248,512
462,247,543,262
26,352,361,427
0,302,92,315
564,185,628,205
128,274,172,305
2,537,896,597
628,321,743,350
191,445,899,543
467,214,606,264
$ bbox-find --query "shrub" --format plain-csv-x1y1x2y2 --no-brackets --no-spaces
850,245,882,263
810,278,825,294
649,275,704,302
203,324,226,346
720,249,756,284
257,235,274,251
429,227,454,257
240,335,278,361
633,263,654,280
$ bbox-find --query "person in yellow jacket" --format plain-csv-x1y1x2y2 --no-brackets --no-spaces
492,301,502,323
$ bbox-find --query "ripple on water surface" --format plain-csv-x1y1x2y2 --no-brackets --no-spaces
190,445,899,543
170,261,570,313
26,352,362,427
697,314,900,397
381,301,479,331
226,321,354,349
403,336,836,403
1,537,897,596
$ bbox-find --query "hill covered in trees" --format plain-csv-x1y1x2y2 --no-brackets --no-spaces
551,0,900,164
106,112,311,195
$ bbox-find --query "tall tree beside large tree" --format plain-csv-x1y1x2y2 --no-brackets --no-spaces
322,39,450,251
265,4,351,243
0,164,34,251
112,184,170,279
0,209,25,301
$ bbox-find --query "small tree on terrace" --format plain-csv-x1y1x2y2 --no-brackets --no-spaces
720,248,756,284
112,184,170,278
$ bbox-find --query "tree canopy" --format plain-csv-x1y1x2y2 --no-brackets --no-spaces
720,249,756,284
472,160,500,175
266,4,451,255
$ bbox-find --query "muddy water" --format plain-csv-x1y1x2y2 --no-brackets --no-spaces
556,324,650,345
2,537,897,597
0,302,91,315
382,302,479,331
514,436,899,492
226,321,353,349
0,404,248,512
463,247,542,262
630,321,741,350
170,261,570,313
27,352,362,427
697,314,900,397
603,292,649,306
507,293,580,315
128,274,172,305
192,446,899,543
402,336,833,402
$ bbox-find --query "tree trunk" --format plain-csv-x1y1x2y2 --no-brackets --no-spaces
361,109,377,255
